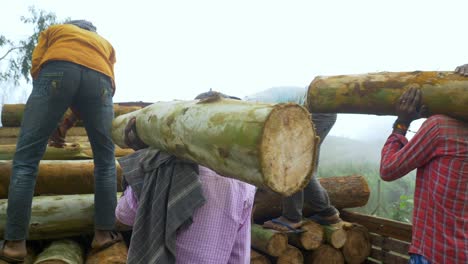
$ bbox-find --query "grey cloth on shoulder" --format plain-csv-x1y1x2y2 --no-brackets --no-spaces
65,20,97,32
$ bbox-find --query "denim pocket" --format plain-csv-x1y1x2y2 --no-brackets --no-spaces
31,72,64,97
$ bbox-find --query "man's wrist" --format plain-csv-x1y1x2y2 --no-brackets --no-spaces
392,120,409,135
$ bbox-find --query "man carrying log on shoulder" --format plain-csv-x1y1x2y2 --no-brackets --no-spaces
114,91,256,264
259,92,343,232
379,65,468,264
0,20,120,263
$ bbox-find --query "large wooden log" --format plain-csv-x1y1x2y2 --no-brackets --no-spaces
112,98,319,196
33,239,84,264
0,144,92,160
250,249,272,264
341,224,371,264
0,194,120,240
1,104,141,127
253,175,370,223
85,241,128,264
287,221,323,250
273,245,303,264
304,244,345,264
0,160,123,198
251,224,288,257
307,71,468,121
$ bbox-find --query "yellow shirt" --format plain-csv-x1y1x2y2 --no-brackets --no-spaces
31,24,116,88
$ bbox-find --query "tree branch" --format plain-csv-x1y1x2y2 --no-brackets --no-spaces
0,46,24,61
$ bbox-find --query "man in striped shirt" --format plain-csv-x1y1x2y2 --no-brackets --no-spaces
380,66,468,263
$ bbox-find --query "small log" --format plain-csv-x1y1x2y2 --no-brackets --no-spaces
0,143,91,160
304,244,345,264
251,224,288,257
33,239,84,264
253,175,370,222
287,221,323,250
324,225,347,249
307,71,468,121
274,245,303,264
342,224,371,264
85,241,128,264
0,160,123,198
250,249,271,264
112,99,319,195
1,104,141,127
0,193,121,240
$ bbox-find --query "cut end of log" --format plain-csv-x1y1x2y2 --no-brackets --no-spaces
305,244,345,264
266,232,289,256
328,227,347,249
342,224,371,264
276,245,304,264
261,103,316,196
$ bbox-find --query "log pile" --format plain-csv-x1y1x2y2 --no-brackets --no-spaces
0,100,373,263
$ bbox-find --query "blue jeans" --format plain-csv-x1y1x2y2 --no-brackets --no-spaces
6,61,117,240
409,254,430,264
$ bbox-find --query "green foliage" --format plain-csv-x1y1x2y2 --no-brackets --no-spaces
0,6,66,84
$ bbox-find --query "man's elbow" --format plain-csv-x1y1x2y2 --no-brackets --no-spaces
379,166,396,182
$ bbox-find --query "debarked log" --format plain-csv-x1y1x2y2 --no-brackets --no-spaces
307,71,468,121
0,127,88,138
0,193,121,240
253,175,370,223
0,160,123,198
1,104,141,127
0,143,92,160
33,239,84,264
112,98,319,196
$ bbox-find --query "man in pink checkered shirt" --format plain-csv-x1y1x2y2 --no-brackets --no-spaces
115,91,256,264
380,65,468,264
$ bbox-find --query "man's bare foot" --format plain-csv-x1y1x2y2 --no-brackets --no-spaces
263,216,303,232
0,240,27,261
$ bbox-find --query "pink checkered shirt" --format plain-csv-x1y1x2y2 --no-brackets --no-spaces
381,115,468,263
116,165,256,264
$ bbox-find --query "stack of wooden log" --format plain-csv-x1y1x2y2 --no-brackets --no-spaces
1,100,373,263
0,103,140,264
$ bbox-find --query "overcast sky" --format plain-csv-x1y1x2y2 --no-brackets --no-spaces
1,0,465,139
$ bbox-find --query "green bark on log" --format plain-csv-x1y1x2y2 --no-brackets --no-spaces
0,144,91,160
0,194,121,240
112,98,318,195
0,160,123,198
307,71,468,121
33,239,84,264
323,225,347,249
251,224,288,257
0,127,87,138
1,104,141,127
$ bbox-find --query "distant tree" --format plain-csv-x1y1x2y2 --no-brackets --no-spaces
0,6,66,85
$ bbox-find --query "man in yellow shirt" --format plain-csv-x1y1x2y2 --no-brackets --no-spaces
0,20,120,263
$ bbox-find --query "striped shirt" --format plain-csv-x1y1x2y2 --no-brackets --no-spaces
380,115,468,263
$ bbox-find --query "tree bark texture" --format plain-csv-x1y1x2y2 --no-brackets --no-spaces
307,71,468,121
0,193,120,240
33,239,84,264
287,221,324,250
1,104,141,127
0,160,123,198
251,224,288,257
253,175,370,223
112,98,319,196
304,244,345,264
85,241,128,264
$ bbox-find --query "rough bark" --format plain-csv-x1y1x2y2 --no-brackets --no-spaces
287,221,324,250
304,244,345,264
0,160,123,198
1,104,141,127
33,239,84,264
0,143,91,160
112,98,319,196
253,175,370,222
341,224,371,264
250,249,272,264
0,194,121,240
324,225,347,249
274,245,304,264
307,71,468,121
251,224,288,257
85,241,128,264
